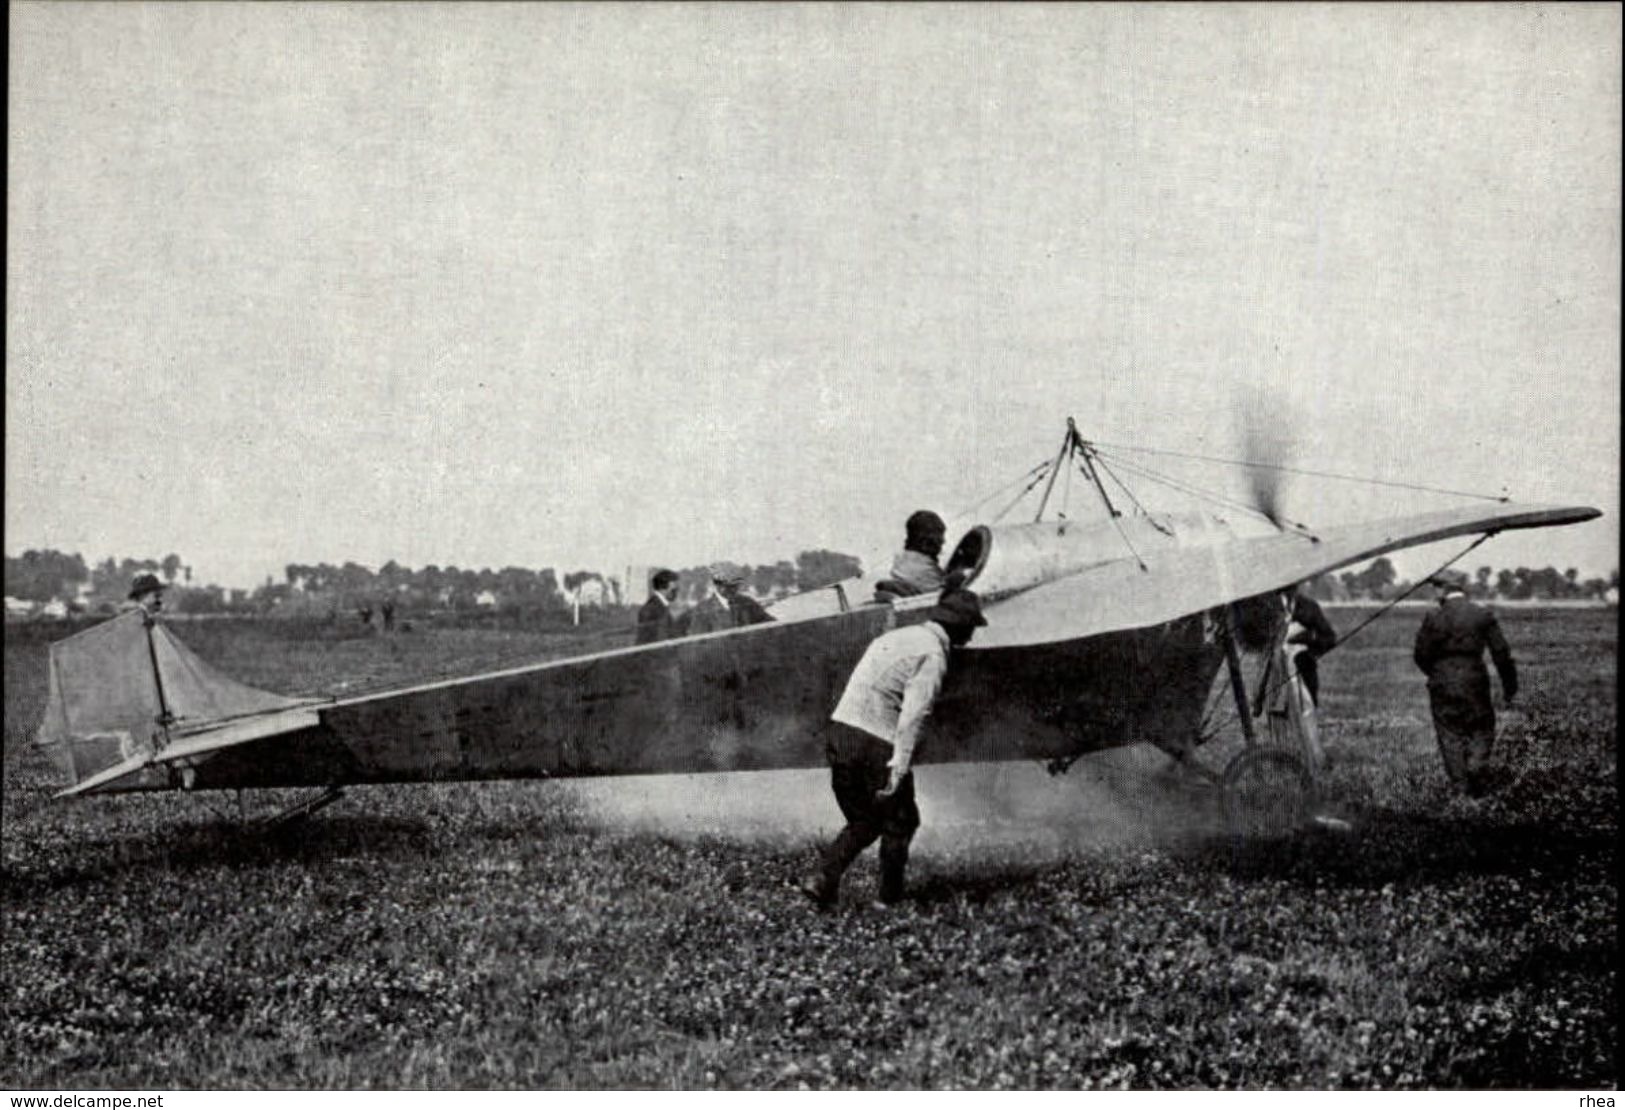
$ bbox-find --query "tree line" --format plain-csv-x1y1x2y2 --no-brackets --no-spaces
4,548,1615,619
3,548,864,619
1302,557,1618,603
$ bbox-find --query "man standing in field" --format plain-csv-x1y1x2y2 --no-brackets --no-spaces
686,566,773,634
1412,572,1518,796
123,573,166,617
801,588,986,908
635,568,683,644
1285,581,1338,706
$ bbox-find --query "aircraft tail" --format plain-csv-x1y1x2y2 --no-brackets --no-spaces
34,611,308,792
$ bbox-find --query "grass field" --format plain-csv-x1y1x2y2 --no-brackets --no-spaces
2,608,1616,1089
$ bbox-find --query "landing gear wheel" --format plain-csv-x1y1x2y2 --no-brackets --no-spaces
1222,747,1314,838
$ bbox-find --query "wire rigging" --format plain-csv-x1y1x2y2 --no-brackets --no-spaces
1192,534,1495,745
1094,452,1301,532
1090,456,1175,537
951,459,1052,521
992,465,1056,523
1096,448,1321,539
1086,440,1510,503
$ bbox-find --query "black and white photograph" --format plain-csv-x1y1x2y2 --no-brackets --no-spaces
5,1,1618,1092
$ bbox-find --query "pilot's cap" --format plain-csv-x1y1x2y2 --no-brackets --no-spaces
923,587,987,628
128,573,166,600
906,510,947,538
1429,571,1469,594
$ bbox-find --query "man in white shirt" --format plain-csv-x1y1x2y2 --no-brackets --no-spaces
801,588,987,907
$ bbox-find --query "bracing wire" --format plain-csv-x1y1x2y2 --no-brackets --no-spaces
992,466,1057,524
1096,481,1149,571
951,459,1052,521
1097,449,1321,538
1093,452,1296,531
1090,457,1175,537
1193,533,1494,744
1322,533,1493,654
1087,440,1510,503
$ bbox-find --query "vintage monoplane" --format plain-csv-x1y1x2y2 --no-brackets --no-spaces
35,421,1600,832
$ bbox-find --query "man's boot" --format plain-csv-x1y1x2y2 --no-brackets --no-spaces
803,824,870,906
878,836,909,904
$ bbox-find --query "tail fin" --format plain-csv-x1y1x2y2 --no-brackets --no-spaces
34,612,306,792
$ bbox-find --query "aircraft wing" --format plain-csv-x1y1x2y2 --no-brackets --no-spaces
974,502,1600,648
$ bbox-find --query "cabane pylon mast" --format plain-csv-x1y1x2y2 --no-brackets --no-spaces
1034,417,1122,522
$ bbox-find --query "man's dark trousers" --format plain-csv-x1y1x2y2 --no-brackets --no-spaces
815,722,920,903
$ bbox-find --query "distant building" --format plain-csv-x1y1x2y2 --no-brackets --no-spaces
575,579,612,607
1606,587,1619,607
623,565,652,608
4,597,36,620
474,589,498,609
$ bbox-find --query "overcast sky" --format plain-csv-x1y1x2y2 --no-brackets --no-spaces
8,2,1619,589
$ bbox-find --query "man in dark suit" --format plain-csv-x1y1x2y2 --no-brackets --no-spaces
1412,572,1518,796
686,566,774,635
123,573,166,617
635,568,682,645
1285,582,1338,706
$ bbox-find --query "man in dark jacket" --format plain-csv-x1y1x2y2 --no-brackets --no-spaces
1412,573,1518,796
635,568,682,645
1285,582,1338,706
686,566,773,635
123,573,166,617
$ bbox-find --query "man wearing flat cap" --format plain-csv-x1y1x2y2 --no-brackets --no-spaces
802,587,987,907
686,564,773,636
1413,571,1517,796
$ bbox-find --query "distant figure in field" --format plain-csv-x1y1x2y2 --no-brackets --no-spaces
635,568,683,645
357,604,373,628
801,588,986,908
874,510,948,603
381,598,396,632
123,573,166,618
1412,572,1518,796
686,566,773,635
1284,582,1338,706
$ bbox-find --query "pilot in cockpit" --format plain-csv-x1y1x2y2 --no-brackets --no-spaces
874,510,948,602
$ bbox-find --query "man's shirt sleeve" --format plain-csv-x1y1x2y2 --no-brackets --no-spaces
888,649,947,774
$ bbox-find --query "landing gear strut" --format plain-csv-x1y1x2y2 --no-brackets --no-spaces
1217,604,1320,838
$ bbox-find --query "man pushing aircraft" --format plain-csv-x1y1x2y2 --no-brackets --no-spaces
801,587,987,908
